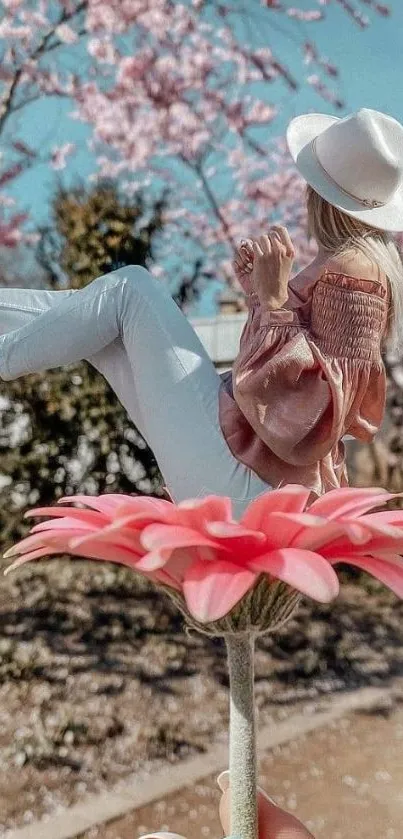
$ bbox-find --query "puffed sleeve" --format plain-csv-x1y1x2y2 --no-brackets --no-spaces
231,268,389,467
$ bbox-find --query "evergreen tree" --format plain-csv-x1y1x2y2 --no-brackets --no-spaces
37,182,166,289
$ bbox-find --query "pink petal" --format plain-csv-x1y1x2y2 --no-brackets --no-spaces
355,524,403,553
4,547,62,574
258,512,328,550
241,485,312,530
30,516,96,534
114,496,234,537
3,527,94,558
367,552,403,566
178,494,233,516
322,519,403,560
361,510,403,526
69,529,142,558
249,548,339,603
65,535,142,566
332,555,403,599
183,558,257,622
292,517,370,551
135,549,170,571
204,520,267,554
308,487,396,520
140,524,226,555
152,568,182,591
25,506,107,526
137,545,211,579
57,494,133,513
162,547,197,583
108,493,173,513
111,509,175,530
3,535,48,559
113,497,177,525
69,522,144,554
220,511,349,554
178,495,234,528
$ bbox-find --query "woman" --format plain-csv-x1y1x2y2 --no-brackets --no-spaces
1,108,403,521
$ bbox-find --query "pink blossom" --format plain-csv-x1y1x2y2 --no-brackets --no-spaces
287,8,323,21
50,143,76,170
55,23,78,44
2,0,24,9
87,37,117,63
246,101,277,124
116,51,156,86
0,213,27,247
0,195,15,208
0,21,32,39
4,486,403,624
86,1,125,34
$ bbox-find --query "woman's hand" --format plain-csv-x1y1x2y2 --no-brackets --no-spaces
138,773,315,839
232,239,254,295
218,771,315,839
249,226,295,309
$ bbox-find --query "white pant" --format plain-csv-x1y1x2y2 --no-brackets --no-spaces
0,266,270,517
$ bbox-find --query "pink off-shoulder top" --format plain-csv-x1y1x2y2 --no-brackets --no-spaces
218,255,390,497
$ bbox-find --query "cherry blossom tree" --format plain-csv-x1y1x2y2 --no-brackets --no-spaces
0,0,392,288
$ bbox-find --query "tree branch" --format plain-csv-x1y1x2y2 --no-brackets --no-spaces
0,1,87,134
193,158,238,251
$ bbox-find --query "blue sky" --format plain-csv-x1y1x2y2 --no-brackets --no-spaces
5,1,403,315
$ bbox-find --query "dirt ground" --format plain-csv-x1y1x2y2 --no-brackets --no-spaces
1,559,403,834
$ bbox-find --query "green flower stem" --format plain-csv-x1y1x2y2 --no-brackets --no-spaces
225,633,258,839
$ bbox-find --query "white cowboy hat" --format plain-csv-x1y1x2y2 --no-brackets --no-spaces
286,108,403,232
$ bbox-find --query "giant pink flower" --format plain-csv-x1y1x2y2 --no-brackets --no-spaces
4,485,403,624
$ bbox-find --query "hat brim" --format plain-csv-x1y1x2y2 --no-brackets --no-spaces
286,113,403,233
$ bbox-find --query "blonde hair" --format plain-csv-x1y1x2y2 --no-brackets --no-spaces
306,184,403,354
